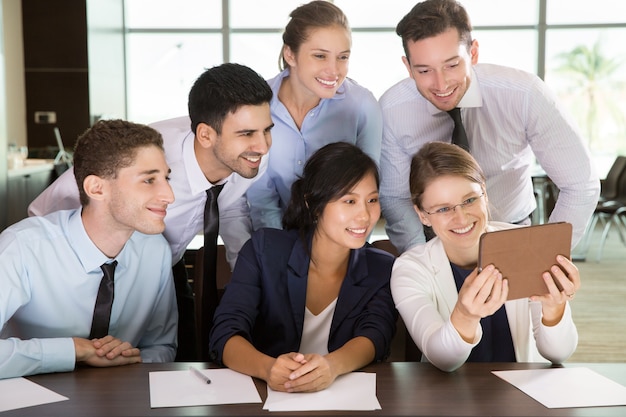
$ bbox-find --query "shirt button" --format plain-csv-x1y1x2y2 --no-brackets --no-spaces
297,160,303,165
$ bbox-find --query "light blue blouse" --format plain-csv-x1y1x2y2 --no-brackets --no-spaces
247,69,383,230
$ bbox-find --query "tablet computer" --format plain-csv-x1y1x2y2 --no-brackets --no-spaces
478,222,572,300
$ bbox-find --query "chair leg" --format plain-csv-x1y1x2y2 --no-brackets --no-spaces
615,214,626,245
596,214,622,262
576,214,599,258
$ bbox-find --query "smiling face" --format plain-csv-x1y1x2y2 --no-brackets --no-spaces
105,145,174,235
417,174,488,265
197,103,273,182
284,24,351,100
314,172,380,252
402,27,478,112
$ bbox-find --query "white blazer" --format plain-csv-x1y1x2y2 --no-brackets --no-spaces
391,221,578,372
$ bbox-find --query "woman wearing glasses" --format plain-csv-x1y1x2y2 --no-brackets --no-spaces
391,142,580,372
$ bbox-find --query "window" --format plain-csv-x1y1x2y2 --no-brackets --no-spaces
124,0,626,171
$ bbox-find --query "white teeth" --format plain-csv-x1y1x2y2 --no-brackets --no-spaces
435,90,454,97
317,78,337,86
348,228,367,234
245,156,260,162
452,224,473,234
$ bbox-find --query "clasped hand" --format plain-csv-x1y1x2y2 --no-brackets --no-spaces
267,352,336,393
73,335,142,367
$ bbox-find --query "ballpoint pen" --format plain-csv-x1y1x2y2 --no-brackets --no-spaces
189,366,212,384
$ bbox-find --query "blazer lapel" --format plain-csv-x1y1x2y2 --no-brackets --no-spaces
332,249,370,332
287,236,310,341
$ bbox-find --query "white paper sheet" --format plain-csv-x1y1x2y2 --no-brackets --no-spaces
149,368,262,408
492,367,626,408
0,377,68,412
263,372,381,412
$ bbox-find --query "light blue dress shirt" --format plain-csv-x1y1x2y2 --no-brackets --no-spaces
246,69,383,230
0,209,177,379
379,64,600,253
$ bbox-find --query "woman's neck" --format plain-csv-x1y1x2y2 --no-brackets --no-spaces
277,75,321,130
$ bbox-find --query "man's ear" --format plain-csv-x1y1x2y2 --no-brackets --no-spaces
83,175,107,202
469,39,479,65
195,122,218,149
402,55,414,80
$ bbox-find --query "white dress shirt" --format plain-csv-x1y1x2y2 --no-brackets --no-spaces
28,116,268,268
379,64,600,252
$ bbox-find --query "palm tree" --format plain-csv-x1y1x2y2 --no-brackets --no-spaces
553,37,624,150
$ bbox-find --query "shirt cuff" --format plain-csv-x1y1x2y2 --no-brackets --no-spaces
40,337,76,374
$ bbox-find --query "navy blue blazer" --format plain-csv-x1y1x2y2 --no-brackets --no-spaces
209,228,397,365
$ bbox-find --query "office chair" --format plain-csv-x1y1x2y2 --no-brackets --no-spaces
370,239,422,362
593,166,626,261
577,156,626,260
194,245,232,361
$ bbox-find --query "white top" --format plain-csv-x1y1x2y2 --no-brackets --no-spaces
299,298,337,356
28,116,268,268
390,221,578,373
379,63,600,253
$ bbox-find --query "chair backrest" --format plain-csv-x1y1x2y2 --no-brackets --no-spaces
370,239,400,257
601,156,626,201
370,239,422,362
194,245,232,361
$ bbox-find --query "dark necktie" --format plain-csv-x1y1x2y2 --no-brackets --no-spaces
89,261,118,339
201,184,225,350
447,107,470,152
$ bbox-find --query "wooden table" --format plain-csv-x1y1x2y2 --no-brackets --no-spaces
5,362,626,416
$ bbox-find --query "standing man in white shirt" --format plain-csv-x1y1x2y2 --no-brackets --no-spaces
28,63,274,361
378,0,599,253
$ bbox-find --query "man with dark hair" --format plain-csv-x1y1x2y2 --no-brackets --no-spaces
29,63,275,360
1,120,177,379
379,0,599,253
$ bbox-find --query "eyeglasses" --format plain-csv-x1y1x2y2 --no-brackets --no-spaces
422,193,484,217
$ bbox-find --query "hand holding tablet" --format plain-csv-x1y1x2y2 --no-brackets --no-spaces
478,223,573,301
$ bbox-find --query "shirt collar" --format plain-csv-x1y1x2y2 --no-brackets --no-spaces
458,67,482,108
183,132,212,195
67,208,116,273
426,67,482,116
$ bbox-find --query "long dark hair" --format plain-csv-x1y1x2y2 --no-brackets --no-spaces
282,142,379,240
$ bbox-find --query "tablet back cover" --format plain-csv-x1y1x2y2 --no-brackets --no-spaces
478,223,572,300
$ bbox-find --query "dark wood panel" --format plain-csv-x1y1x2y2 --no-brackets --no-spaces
24,71,90,149
21,0,88,69
5,362,626,416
